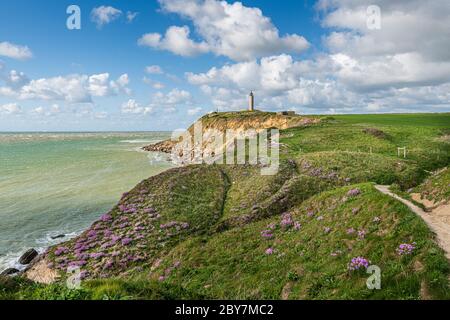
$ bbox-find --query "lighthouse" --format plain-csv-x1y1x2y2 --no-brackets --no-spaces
249,91,255,112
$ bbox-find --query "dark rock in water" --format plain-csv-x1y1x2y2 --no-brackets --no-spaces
1,268,19,276
51,234,65,240
19,248,38,265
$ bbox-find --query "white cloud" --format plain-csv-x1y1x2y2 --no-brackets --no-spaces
32,106,45,114
121,99,153,115
31,104,61,117
318,0,450,91
139,0,309,61
0,42,33,60
0,102,22,114
183,1,450,114
126,11,139,23
143,77,166,89
145,65,164,74
153,88,193,106
0,70,131,103
139,26,209,57
91,6,122,28
187,107,202,115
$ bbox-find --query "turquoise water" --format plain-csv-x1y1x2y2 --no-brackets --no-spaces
0,132,172,271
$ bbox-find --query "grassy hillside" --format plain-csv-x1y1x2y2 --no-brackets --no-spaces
1,113,449,300
281,113,449,171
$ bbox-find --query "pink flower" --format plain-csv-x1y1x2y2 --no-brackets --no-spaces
100,214,112,222
357,229,367,240
265,248,274,255
348,257,370,271
397,242,416,255
347,188,361,197
121,237,132,246
261,230,274,239
280,213,294,228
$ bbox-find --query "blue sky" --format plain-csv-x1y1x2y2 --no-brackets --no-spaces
1,0,449,131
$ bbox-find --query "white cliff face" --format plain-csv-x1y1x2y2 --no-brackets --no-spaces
168,112,320,166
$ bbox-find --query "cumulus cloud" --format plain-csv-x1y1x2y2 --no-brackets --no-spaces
139,0,309,61
143,76,165,89
183,1,450,113
0,68,131,103
0,42,33,60
126,11,139,23
187,107,202,115
145,65,164,74
139,26,209,57
122,89,195,115
121,99,153,115
318,0,450,90
91,6,122,28
0,102,22,114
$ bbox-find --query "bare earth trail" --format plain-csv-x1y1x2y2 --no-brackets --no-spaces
375,185,450,261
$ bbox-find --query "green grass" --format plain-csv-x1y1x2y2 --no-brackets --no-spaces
332,113,450,127
413,167,450,204
295,151,425,189
281,121,449,171
2,113,449,300
148,184,450,300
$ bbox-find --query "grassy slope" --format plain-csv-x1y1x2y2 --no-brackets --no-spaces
158,184,449,300
46,165,228,280
413,168,449,204
1,113,449,300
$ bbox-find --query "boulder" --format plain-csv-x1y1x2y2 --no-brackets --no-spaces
51,234,65,240
19,249,38,265
0,268,19,276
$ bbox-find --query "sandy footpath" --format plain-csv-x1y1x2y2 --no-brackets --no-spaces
376,185,450,260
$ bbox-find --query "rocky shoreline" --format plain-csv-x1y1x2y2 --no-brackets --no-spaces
142,139,175,153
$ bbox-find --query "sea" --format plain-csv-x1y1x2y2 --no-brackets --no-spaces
0,132,173,271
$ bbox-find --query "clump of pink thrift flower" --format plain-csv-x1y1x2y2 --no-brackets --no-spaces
261,230,274,239
294,222,301,231
346,228,355,235
348,257,370,271
397,243,416,256
347,188,361,197
280,213,294,229
54,247,69,256
101,214,112,222
357,229,367,240
121,237,132,246
265,248,274,255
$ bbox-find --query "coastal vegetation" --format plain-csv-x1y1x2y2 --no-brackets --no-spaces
1,112,449,300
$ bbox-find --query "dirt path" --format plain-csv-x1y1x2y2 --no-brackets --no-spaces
375,185,450,260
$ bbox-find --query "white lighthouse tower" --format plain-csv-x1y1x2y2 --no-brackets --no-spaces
249,91,255,112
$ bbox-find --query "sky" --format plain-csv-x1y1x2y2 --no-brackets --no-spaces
0,0,449,131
